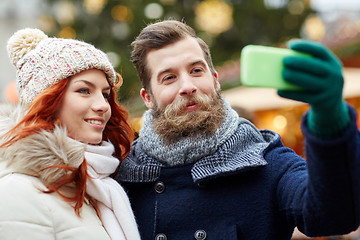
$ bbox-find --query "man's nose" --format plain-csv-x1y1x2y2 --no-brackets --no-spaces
179,75,197,96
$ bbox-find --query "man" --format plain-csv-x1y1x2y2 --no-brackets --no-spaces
117,20,360,240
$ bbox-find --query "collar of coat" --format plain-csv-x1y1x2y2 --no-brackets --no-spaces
0,103,85,185
118,120,280,185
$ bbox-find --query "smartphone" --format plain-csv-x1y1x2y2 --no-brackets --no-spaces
240,45,310,90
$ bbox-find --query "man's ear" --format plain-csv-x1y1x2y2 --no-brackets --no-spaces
140,88,154,109
214,71,220,91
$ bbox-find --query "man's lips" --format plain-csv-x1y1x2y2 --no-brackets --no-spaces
185,101,198,111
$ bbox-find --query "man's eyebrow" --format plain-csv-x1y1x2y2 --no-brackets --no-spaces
190,60,207,67
157,68,173,76
156,68,174,82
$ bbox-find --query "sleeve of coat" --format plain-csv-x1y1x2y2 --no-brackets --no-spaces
274,104,360,237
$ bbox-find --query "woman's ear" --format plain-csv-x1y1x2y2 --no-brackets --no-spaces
140,88,154,109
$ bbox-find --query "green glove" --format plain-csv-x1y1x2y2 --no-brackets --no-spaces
278,39,350,139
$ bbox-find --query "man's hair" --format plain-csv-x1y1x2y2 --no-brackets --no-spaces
131,20,216,91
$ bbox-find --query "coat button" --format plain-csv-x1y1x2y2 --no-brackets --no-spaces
194,229,207,240
154,181,166,194
155,233,167,240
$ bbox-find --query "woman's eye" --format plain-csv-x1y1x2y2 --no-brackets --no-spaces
103,92,111,99
77,88,90,94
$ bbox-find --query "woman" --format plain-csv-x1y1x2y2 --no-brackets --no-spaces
0,28,140,239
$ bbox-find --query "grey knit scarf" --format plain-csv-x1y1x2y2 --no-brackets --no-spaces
139,99,240,166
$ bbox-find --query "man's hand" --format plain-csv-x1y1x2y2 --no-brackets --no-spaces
278,40,349,138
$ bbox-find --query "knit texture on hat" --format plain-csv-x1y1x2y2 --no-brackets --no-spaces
7,28,116,104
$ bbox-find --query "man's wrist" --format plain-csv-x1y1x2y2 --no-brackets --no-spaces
307,101,350,139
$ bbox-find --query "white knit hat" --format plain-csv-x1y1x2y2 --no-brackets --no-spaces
7,28,117,104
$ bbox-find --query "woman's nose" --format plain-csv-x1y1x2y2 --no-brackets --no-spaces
92,93,110,112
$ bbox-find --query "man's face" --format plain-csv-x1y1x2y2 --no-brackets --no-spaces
140,36,224,142
140,36,220,111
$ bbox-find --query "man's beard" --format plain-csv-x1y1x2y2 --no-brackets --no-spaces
152,93,225,144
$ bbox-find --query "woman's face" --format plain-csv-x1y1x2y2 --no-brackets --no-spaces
57,69,112,145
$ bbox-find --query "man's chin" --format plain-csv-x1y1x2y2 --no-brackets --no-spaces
152,95,225,144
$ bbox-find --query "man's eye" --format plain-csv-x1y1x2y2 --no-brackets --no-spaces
163,75,175,82
192,68,204,74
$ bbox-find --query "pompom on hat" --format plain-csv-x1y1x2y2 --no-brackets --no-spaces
7,28,117,104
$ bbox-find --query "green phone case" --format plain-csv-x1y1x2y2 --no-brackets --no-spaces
240,45,309,90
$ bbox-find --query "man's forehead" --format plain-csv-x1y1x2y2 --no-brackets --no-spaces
147,39,206,71
158,58,207,72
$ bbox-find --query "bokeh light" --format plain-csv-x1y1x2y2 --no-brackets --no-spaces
3,81,18,103
264,0,287,9
195,0,233,35
288,0,305,15
273,115,287,130
83,0,107,15
144,3,164,19
302,14,326,41
53,1,77,25
111,5,133,22
58,27,76,39
37,15,56,32
106,52,121,68
111,22,130,40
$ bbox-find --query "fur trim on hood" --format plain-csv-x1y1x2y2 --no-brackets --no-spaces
0,103,85,185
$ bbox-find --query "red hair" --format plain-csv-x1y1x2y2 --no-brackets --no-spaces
1,76,135,216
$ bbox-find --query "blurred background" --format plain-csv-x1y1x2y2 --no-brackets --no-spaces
1,1,360,238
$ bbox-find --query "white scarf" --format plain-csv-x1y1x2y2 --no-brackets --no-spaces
85,141,141,240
